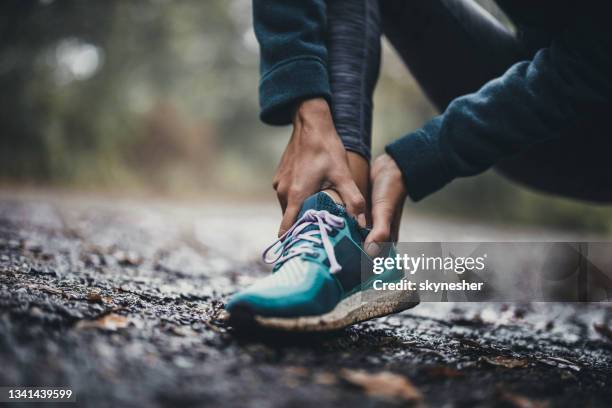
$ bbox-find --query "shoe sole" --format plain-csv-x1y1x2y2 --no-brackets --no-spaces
231,288,419,332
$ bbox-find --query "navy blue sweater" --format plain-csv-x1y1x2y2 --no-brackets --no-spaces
253,1,612,201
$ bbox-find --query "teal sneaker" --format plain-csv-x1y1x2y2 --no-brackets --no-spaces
226,192,418,331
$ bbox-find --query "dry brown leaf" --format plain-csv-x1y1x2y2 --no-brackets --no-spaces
340,369,422,402
500,391,549,408
425,366,464,378
76,313,129,331
114,250,142,266
594,323,612,341
313,372,337,386
284,366,309,377
87,291,112,304
481,356,529,369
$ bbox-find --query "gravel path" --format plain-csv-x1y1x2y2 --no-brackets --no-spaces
0,192,611,407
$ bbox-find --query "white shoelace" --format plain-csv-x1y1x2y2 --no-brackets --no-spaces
262,209,345,273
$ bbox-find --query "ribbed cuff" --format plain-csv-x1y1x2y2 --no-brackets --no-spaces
385,117,452,202
259,57,332,126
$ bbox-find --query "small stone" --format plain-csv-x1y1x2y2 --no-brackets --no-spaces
114,250,143,267
24,240,43,253
173,356,194,369
29,306,45,318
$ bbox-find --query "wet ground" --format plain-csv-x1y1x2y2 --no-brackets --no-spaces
0,192,611,407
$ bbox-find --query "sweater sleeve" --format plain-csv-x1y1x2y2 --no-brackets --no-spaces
253,0,331,125
385,21,612,201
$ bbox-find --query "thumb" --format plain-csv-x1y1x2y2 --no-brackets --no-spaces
278,202,300,237
364,196,394,257
365,154,407,257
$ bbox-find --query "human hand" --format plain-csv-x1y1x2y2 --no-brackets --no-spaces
364,154,407,257
273,98,366,236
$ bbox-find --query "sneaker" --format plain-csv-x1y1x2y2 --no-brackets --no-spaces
226,192,418,331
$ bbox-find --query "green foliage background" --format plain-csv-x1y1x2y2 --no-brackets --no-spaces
1,0,610,233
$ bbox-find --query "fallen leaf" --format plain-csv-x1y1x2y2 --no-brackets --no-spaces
481,356,529,369
425,366,464,378
76,313,129,331
451,313,485,326
113,250,142,266
499,391,549,408
87,291,112,304
87,291,102,302
594,323,612,341
313,372,337,385
538,356,581,372
284,366,308,377
513,308,527,319
340,369,422,402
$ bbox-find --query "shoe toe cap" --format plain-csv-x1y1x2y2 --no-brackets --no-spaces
226,271,339,318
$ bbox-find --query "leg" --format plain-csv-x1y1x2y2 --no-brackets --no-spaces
326,0,382,208
496,134,612,203
380,0,525,111
380,0,611,202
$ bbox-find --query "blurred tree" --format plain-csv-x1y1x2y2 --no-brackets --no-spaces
0,0,115,181
0,0,261,188
0,0,609,232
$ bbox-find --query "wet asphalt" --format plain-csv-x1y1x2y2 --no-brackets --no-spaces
0,194,611,407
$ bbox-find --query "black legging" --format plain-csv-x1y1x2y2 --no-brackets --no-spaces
327,0,612,203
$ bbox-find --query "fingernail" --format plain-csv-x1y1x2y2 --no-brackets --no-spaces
357,213,366,228
366,242,380,257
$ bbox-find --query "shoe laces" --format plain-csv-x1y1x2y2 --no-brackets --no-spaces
262,209,345,273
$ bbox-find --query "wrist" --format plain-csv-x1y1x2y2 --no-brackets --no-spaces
293,98,332,126
375,154,408,197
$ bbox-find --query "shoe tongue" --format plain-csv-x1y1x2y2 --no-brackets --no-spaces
292,192,345,242
297,192,345,218
295,192,368,244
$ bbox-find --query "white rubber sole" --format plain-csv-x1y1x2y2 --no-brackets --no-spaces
252,289,419,332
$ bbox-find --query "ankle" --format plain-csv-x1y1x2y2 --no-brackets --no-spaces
347,152,371,224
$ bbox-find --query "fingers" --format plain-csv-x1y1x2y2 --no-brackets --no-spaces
277,185,310,236
278,201,300,237
390,204,404,243
275,184,288,213
276,170,367,234
365,196,395,257
365,155,407,257
335,176,367,227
